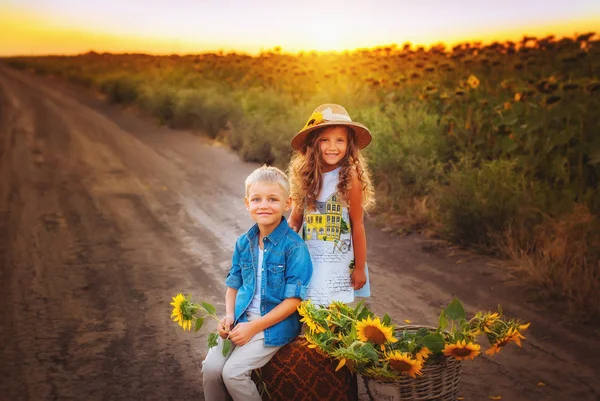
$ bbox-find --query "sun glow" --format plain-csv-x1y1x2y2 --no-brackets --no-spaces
303,15,357,52
1,1,599,56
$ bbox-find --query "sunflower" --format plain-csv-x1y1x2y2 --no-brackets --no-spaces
303,334,319,349
485,337,510,356
385,351,423,378
415,346,432,363
505,327,527,347
170,293,193,331
301,111,324,130
298,301,326,334
443,340,481,360
486,325,527,355
356,316,397,350
482,312,500,333
467,74,480,89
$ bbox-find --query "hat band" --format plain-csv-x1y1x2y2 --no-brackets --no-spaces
321,107,352,122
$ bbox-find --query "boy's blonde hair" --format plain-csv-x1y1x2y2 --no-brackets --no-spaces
245,165,290,198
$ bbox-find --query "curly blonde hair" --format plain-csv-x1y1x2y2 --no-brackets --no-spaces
288,126,375,212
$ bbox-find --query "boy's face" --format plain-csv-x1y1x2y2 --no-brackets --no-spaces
245,182,292,230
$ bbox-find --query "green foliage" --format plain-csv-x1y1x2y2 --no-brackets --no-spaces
138,84,178,124
172,88,242,138
434,157,535,245
360,103,447,204
444,298,466,321
100,76,141,104
201,301,216,315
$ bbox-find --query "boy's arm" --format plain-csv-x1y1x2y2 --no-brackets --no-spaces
288,206,304,233
220,238,242,337
224,287,237,318
218,287,237,338
245,298,302,333
348,171,367,290
224,238,243,290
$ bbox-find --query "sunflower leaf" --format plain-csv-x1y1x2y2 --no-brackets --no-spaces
438,310,448,330
207,332,219,348
201,302,217,315
356,306,372,321
382,313,392,326
354,300,365,316
445,298,466,321
195,317,205,332
416,327,430,338
422,333,445,353
222,339,233,357
359,343,379,362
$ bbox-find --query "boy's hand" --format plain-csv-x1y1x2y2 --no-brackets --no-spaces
218,314,234,339
228,322,258,346
351,268,367,290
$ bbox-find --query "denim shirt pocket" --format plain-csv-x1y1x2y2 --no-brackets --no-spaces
266,263,285,288
241,261,254,282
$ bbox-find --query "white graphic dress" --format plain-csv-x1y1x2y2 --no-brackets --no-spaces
302,167,371,305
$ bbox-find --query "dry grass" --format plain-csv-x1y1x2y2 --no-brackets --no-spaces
499,205,600,319
373,194,442,237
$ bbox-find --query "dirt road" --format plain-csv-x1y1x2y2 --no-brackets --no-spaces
1,65,598,401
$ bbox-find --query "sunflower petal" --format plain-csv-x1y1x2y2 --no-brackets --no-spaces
335,358,347,372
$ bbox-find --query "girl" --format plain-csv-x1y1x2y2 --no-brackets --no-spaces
288,103,375,305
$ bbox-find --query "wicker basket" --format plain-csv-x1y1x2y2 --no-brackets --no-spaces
362,326,462,401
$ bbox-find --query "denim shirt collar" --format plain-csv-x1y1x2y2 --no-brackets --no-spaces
245,216,288,246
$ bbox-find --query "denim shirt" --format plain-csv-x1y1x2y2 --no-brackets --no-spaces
225,217,313,347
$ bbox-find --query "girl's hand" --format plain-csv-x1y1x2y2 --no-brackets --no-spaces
351,268,367,290
218,314,234,339
228,322,258,346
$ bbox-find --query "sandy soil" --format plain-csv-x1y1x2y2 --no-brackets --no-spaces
0,65,598,401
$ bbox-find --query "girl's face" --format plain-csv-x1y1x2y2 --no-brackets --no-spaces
318,126,349,171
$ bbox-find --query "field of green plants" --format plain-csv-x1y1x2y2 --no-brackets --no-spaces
3,33,599,317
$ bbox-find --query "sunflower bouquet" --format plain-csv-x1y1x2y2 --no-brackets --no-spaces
170,293,233,356
297,298,530,382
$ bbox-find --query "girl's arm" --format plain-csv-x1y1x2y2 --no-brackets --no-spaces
288,206,304,233
348,170,367,290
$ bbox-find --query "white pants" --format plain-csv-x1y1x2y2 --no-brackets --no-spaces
202,314,282,401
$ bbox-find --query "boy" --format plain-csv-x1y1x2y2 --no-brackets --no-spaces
202,166,313,401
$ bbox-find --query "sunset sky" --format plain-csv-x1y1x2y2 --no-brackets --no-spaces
1,0,599,56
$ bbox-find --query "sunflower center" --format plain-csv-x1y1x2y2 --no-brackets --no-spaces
363,326,387,344
452,348,474,357
389,359,412,372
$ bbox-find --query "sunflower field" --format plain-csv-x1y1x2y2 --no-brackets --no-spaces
4,32,599,316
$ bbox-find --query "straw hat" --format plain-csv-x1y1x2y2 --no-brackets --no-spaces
291,104,372,151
